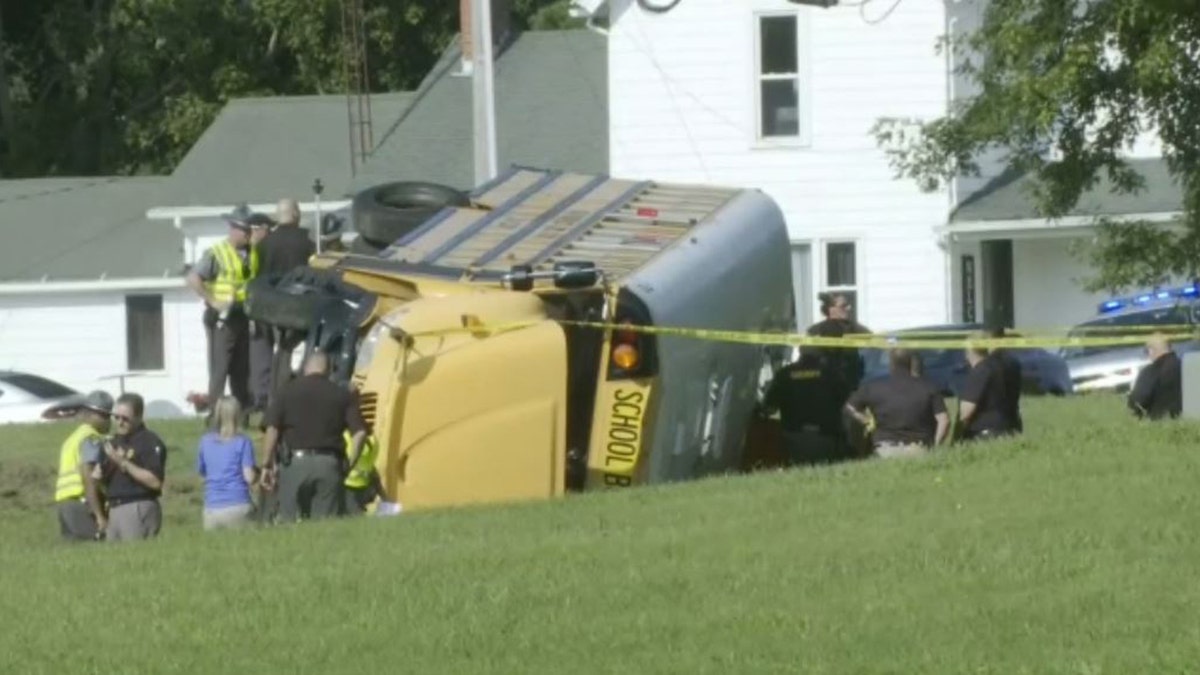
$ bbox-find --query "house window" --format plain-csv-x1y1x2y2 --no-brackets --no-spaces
756,13,808,141
823,241,859,320
126,295,164,372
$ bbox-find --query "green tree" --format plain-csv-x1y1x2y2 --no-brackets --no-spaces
873,0,1200,292
1,0,576,178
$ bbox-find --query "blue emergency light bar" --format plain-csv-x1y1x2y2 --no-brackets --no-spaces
1097,283,1200,314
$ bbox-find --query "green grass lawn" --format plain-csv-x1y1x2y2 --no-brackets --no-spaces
2,395,1199,673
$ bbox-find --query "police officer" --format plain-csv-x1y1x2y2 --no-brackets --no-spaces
186,205,260,420
258,199,317,410
342,428,385,514
957,336,1013,441
1128,333,1182,420
845,349,950,458
261,351,367,522
807,292,871,393
762,352,844,465
985,324,1024,433
100,393,168,542
53,390,114,541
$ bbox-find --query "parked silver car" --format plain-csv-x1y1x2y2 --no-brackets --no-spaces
1061,294,1200,393
0,371,81,424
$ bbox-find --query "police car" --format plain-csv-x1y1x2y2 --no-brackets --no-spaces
1060,284,1200,393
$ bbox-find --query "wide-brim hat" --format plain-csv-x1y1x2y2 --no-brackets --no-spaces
225,203,254,230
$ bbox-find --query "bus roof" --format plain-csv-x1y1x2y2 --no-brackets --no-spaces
345,166,743,282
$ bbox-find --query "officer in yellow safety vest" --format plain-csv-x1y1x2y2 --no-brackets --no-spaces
342,429,385,514
54,391,114,541
186,204,262,423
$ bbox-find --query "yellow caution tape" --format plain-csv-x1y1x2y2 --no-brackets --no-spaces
866,324,1196,337
405,319,1199,350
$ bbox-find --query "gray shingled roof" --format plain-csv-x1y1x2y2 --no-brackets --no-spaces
0,177,182,282
952,158,1183,222
163,93,417,205
351,29,608,192
0,29,608,284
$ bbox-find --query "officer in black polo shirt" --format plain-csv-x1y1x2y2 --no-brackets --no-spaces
845,348,950,458
100,393,168,542
1128,333,1182,420
957,337,1013,441
763,352,844,464
262,350,367,522
985,324,1024,433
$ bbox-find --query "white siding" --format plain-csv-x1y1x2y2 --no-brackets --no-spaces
608,0,952,330
1011,238,1105,328
0,288,208,418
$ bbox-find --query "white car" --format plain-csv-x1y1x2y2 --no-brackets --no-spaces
0,371,81,425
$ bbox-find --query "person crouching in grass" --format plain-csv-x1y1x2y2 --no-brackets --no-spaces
197,396,260,530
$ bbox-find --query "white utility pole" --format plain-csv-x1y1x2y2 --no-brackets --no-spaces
471,0,498,184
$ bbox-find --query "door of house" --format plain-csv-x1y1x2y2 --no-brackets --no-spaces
981,239,1014,328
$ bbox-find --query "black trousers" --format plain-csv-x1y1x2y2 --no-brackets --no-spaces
269,328,306,410
205,309,251,415
248,322,274,413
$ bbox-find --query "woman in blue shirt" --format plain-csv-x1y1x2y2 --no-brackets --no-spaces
196,397,259,530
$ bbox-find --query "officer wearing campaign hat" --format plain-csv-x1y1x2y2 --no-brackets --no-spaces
185,203,261,421
53,390,114,541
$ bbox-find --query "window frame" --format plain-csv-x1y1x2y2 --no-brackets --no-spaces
751,10,813,148
820,239,863,320
124,294,166,373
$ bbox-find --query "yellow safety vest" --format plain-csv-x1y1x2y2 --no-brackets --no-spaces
54,423,104,503
344,431,379,489
207,240,260,304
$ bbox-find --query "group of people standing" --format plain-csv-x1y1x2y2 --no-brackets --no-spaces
196,350,386,530
53,197,389,542
184,199,344,421
54,391,168,542
764,293,1026,464
53,360,386,543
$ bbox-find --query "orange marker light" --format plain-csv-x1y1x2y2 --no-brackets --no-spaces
612,344,640,370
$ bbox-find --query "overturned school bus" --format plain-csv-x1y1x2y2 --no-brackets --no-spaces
249,167,794,512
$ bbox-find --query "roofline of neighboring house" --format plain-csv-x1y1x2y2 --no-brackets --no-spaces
940,210,1183,241
0,276,186,295
147,200,353,222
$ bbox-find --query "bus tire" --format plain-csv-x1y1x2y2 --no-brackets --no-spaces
352,181,469,247
245,269,368,331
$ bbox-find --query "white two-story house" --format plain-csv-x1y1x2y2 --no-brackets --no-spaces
590,0,1180,331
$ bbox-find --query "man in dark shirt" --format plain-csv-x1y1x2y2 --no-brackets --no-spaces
263,350,367,522
100,393,168,542
763,352,844,465
845,349,950,458
986,325,1024,433
258,199,317,410
957,338,1013,440
1128,333,1182,420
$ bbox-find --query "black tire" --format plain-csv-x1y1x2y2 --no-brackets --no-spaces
349,236,387,256
245,268,371,331
352,181,470,247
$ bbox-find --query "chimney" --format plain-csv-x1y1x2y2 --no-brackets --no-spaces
460,0,511,69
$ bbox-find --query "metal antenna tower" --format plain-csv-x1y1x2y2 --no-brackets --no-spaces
341,0,374,175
